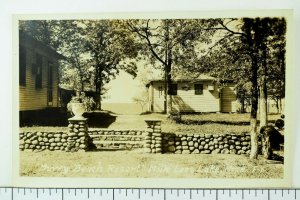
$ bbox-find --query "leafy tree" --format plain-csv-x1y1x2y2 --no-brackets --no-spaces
188,18,286,159
123,19,218,114
81,20,139,110
19,20,61,50
56,20,94,92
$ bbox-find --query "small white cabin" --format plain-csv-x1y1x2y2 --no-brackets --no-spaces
146,77,239,113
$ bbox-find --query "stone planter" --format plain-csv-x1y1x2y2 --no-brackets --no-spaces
71,102,86,119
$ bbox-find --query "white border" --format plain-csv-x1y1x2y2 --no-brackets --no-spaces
0,0,299,188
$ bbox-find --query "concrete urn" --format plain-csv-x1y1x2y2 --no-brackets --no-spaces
71,102,85,118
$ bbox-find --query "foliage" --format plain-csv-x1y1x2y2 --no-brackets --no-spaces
183,18,286,159
20,20,140,110
120,19,219,114
67,92,96,114
19,20,61,50
57,20,94,92
79,20,139,110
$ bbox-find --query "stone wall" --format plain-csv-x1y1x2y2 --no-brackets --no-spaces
19,130,145,152
161,133,251,154
19,119,253,155
19,131,68,152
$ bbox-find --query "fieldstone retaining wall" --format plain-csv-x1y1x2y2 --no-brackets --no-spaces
161,133,251,154
19,118,253,155
19,131,68,152
19,130,145,152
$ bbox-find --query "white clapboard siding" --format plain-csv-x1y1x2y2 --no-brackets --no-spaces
152,82,165,112
150,81,221,112
19,46,59,111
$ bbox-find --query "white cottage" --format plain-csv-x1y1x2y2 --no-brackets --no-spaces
146,75,239,113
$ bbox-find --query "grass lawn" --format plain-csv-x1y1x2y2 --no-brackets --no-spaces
20,151,283,178
20,113,281,135
181,113,281,123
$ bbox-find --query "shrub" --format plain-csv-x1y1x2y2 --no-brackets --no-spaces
168,110,182,123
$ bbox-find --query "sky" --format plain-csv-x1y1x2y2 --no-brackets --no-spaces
102,70,144,103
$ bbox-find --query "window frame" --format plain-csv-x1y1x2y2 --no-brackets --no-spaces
194,84,203,95
158,86,163,98
170,84,177,96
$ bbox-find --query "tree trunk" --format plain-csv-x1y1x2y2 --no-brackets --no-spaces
259,85,268,129
166,64,172,114
250,117,258,159
259,47,268,129
164,66,167,114
164,20,173,115
95,64,102,110
275,97,279,114
279,98,282,114
249,59,259,160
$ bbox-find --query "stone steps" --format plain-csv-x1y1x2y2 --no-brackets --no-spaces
92,141,144,144
89,134,144,138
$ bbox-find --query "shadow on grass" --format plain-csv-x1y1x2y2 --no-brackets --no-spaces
83,111,117,128
20,109,117,128
266,153,284,164
178,119,276,126
19,108,70,127
87,148,128,152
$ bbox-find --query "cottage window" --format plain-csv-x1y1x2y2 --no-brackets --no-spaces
19,45,26,86
194,84,203,95
35,54,43,89
170,84,177,95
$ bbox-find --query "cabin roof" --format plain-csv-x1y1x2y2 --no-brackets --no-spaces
146,74,216,86
19,31,65,60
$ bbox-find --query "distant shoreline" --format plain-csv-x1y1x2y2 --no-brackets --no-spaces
102,102,143,115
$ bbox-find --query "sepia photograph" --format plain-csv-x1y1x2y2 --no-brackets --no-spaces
14,11,292,187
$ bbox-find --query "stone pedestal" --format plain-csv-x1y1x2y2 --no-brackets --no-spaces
67,117,88,152
144,119,162,153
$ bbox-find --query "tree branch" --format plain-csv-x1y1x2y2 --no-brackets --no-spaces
127,21,167,66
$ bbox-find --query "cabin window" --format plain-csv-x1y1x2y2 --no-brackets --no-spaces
170,84,177,95
35,54,43,89
194,84,203,95
19,46,26,86
158,86,163,97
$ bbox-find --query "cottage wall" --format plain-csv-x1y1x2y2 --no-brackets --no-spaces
19,38,60,111
151,82,165,112
150,81,221,112
172,82,220,112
